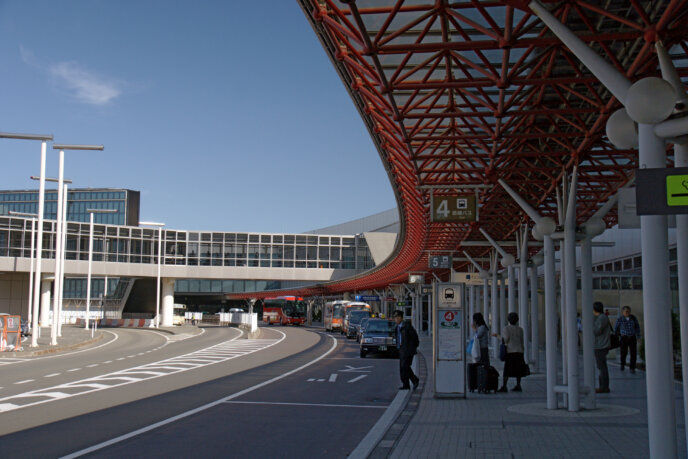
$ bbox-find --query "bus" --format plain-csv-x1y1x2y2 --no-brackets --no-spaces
324,300,347,332
342,302,371,335
262,296,306,326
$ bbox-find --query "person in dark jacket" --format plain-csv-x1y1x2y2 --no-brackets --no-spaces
614,305,641,373
394,310,419,390
593,301,611,393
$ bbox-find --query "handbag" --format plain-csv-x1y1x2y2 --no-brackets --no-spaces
499,339,507,362
466,338,474,356
471,335,481,362
609,323,620,350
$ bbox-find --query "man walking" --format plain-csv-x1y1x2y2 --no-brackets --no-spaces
593,301,611,393
614,305,641,373
394,310,420,390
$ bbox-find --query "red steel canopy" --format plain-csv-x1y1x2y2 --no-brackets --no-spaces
231,0,688,299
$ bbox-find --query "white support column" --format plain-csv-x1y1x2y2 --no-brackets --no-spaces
161,278,175,327
559,239,568,393
482,278,489,321
544,235,557,409
519,230,530,363
491,253,499,355
564,170,579,411
638,122,676,457
500,273,507,334
51,150,65,346
581,237,596,409
676,142,688,453
469,285,475,323
40,278,51,327
530,265,539,372
35,141,48,331
507,265,516,314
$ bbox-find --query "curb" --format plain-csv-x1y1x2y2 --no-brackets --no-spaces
5,332,105,357
349,352,427,458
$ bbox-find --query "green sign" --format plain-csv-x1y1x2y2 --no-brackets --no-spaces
396,301,407,306
666,174,688,206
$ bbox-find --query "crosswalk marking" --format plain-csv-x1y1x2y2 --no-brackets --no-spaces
0,338,280,414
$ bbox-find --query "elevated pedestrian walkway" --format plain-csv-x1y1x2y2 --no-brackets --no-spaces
382,336,687,458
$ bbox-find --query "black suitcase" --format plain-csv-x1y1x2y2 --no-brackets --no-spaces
467,363,478,392
477,364,500,393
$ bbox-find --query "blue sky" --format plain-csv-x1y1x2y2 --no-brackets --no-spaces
0,1,396,233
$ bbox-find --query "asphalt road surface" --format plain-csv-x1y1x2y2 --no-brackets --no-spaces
0,326,400,458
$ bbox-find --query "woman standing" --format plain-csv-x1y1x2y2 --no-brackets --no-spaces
494,312,527,392
472,312,490,366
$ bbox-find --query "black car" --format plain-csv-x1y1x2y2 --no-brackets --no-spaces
359,318,397,358
345,310,371,339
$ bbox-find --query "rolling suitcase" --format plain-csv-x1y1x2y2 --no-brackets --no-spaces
467,363,478,392
477,364,500,393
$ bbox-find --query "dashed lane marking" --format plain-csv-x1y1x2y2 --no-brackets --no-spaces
348,375,368,383
45,373,60,378
0,332,282,414
67,368,81,372
15,379,34,385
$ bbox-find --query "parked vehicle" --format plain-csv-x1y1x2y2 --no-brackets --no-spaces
341,302,371,335
345,310,371,339
263,296,306,326
324,300,347,332
359,318,397,358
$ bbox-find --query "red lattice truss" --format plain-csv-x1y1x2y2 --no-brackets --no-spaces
231,0,688,300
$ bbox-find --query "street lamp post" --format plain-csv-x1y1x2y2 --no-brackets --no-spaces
140,221,165,328
0,132,53,348
85,208,117,330
50,144,103,340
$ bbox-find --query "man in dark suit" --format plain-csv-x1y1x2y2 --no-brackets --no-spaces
394,310,420,390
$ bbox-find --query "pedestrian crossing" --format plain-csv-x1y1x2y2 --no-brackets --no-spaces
0,338,280,413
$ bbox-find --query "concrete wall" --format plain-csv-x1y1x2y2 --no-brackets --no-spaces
0,272,31,317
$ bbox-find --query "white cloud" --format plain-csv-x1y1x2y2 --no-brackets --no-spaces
49,61,122,105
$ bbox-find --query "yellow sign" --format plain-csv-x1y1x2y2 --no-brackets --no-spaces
667,174,688,206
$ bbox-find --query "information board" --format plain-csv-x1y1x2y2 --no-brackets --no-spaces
433,282,466,398
431,195,477,222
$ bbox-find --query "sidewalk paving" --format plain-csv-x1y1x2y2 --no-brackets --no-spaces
388,336,687,458
3,323,201,358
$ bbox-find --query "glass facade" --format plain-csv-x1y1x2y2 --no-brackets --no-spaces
0,216,375,289
0,189,139,226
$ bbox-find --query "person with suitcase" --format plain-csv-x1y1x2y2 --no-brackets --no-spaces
472,313,498,393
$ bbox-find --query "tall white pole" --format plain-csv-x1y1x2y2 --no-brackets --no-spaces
491,252,499,355
529,265,539,372
581,237,596,409
499,273,506,334
675,142,688,453
85,212,94,330
519,229,530,362
638,122,676,457
507,265,516,313
27,218,36,329
544,235,557,409
564,170,579,411
469,284,475,321
156,226,162,328
50,150,65,346
482,278,489,322
31,141,47,347
57,184,68,336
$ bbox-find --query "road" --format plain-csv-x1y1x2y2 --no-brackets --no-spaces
0,326,400,457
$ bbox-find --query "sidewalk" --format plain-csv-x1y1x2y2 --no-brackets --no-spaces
386,336,687,458
3,324,201,358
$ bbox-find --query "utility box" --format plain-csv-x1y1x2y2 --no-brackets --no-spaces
432,283,466,398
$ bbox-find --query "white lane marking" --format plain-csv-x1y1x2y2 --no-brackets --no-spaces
87,364,99,368
0,328,259,414
223,401,386,409
307,378,315,382
103,361,113,364
348,375,368,383
67,368,81,372
62,331,336,459
15,379,35,385
329,373,338,383
116,358,125,361
339,365,372,373
45,373,60,378
317,378,325,382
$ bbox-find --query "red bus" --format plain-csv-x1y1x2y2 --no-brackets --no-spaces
262,296,306,326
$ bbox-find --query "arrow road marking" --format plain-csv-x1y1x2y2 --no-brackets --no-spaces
348,375,368,383
339,365,372,373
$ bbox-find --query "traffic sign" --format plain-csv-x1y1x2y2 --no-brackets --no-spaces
431,195,476,222
666,174,688,207
355,295,379,302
